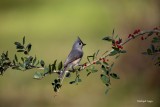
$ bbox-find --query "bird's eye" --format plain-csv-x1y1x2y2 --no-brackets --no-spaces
79,42,82,45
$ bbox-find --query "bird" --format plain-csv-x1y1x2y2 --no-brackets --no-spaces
59,37,86,81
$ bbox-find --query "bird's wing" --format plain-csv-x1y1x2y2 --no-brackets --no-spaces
64,49,83,68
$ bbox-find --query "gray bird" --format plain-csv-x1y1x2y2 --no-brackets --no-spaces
59,37,86,80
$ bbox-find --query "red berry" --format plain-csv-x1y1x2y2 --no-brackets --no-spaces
117,45,123,49
83,63,87,67
128,34,132,38
133,30,138,34
131,35,135,38
116,41,119,44
102,58,105,62
93,62,96,64
106,59,109,61
141,36,144,40
137,29,140,33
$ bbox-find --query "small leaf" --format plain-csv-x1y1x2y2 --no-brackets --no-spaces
32,56,37,65
102,36,113,42
35,60,39,66
115,54,120,59
120,50,127,53
52,60,57,71
90,66,98,73
100,74,110,84
101,65,109,75
6,51,8,57
147,49,152,55
17,50,24,52
151,44,155,53
26,43,32,52
48,64,52,74
110,73,120,79
58,61,63,70
109,50,118,56
40,60,45,67
14,42,21,46
105,88,110,95
95,50,100,57
23,36,25,45
33,72,43,79
78,78,82,82
21,57,24,63
44,66,49,74
103,61,108,66
69,81,75,84
15,54,18,62
96,61,101,64
87,55,94,63
112,47,119,51
87,72,91,76
152,37,160,43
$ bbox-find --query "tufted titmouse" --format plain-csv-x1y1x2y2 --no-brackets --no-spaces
59,37,86,80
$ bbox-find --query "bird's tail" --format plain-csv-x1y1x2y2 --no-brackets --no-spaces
59,67,67,83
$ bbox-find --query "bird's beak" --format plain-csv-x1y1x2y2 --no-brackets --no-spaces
82,43,86,46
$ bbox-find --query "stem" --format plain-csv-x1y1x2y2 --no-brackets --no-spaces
79,29,160,71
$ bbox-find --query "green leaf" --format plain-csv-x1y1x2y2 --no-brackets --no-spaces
109,50,118,56
93,53,95,60
69,81,75,84
90,66,98,73
112,47,119,51
48,64,52,74
110,73,120,79
44,66,49,74
40,60,45,67
21,57,24,63
101,65,109,75
19,63,24,69
120,50,127,53
32,56,37,65
96,61,101,64
100,74,110,84
102,36,113,42
58,61,63,70
35,60,39,66
78,78,82,82
87,55,94,63
151,44,155,52
23,36,25,45
33,72,43,79
6,51,8,57
105,88,110,95
147,49,152,55
15,54,18,62
115,54,120,59
103,61,108,66
52,60,57,71
14,42,21,46
26,43,32,52
152,37,160,43
87,72,91,76
95,50,100,57
111,62,114,68
17,50,24,52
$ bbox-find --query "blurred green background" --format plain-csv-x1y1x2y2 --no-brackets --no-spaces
0,0,160,107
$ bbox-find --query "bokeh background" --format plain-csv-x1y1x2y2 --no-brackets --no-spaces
0,0,160,107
